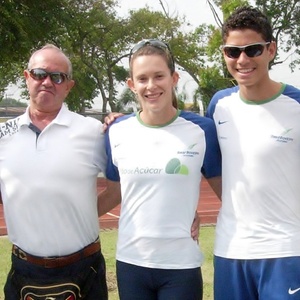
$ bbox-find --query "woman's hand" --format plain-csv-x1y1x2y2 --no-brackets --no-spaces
191,212,200,242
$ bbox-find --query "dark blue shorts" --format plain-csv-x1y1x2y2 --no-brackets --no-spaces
4,251,108,300
214,255,300,300
116,260,203,300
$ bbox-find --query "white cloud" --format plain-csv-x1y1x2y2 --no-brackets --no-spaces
117,0,220,27
117,0,300,89
8,1,299,109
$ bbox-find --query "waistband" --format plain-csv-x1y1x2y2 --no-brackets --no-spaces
12,239,101,268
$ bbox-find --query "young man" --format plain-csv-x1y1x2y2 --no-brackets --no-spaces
206,6,300,300
1,44,108,299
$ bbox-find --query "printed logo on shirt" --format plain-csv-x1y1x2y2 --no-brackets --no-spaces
218,120,228,125
271,128,294,143
119,159,189,176
177,143,200,158
288,287,300,295
165,158,189,175
120,167,163,175
0,118,20,139
119,145,197,176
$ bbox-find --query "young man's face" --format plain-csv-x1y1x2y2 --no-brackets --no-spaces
223,29,276,88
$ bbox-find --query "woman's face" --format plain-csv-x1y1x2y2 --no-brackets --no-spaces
127,54,179,116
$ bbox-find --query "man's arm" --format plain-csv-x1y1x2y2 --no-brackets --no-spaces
206,176,222,200
102,112,124,132
97,179,121,216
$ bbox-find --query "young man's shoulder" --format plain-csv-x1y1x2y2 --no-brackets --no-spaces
283,84,300,102
206,86,239,118
212,86,239,101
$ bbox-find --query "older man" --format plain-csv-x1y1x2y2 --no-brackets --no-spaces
1,44,108,299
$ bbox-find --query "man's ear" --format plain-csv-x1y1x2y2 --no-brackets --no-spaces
268,41,277,60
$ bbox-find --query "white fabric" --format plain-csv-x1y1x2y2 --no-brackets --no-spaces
106,110,221,269
0,104,106,256
207,84,300,259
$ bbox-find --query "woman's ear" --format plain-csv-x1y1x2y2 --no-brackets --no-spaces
127,78,135,93
172,71,179,87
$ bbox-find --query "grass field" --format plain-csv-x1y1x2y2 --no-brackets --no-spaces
0,226,215,300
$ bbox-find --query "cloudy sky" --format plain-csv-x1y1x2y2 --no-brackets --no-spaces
116,0,219,26
7,1,299,105
117,0,300,89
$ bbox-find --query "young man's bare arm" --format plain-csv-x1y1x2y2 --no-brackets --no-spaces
97,179,121,216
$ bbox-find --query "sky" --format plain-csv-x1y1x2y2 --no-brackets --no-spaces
116,0,219,26
116,0,300,89
6,0,300,105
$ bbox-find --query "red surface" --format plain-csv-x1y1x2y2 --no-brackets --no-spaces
0,178,220,236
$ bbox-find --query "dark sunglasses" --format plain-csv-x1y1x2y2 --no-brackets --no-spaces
222,42,271,59
28,68,69,85
129,39,175,72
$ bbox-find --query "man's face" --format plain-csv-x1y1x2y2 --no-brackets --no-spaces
223,29,276,89
24,48,75,113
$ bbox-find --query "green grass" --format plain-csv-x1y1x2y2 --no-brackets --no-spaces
0,226,215,300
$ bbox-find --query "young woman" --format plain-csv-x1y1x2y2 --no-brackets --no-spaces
98,39,222,300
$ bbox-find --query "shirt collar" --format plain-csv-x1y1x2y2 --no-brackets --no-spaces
19,104,72,128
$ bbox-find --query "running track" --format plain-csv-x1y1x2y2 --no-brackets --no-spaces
0,178,220,236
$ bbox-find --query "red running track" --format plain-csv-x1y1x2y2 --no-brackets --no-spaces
0,178,220,236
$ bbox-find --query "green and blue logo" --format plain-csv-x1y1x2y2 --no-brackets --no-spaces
165,158,189,175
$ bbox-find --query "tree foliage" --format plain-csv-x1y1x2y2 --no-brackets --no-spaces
255,0,300,70
196,0,300,111
0,0,68,85
1,0,299,113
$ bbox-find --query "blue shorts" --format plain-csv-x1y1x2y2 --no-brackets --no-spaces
214,255,300,300
116,260,203,300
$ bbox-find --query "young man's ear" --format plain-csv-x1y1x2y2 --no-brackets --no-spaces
268,41,277,60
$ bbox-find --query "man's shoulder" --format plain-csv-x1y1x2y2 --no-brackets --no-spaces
206,86,239,118
213,86,239,101
67,110,102,126
283,84,300,103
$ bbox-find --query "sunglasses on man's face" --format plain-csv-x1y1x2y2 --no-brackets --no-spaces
28,68,69,85
222,42,271,59
129,39,175,72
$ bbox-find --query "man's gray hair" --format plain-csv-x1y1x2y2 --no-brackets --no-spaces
27,44,73,79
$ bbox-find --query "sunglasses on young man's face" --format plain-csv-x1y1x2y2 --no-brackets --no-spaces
129,39,175,72
28,68,69,85
222,42,271,59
